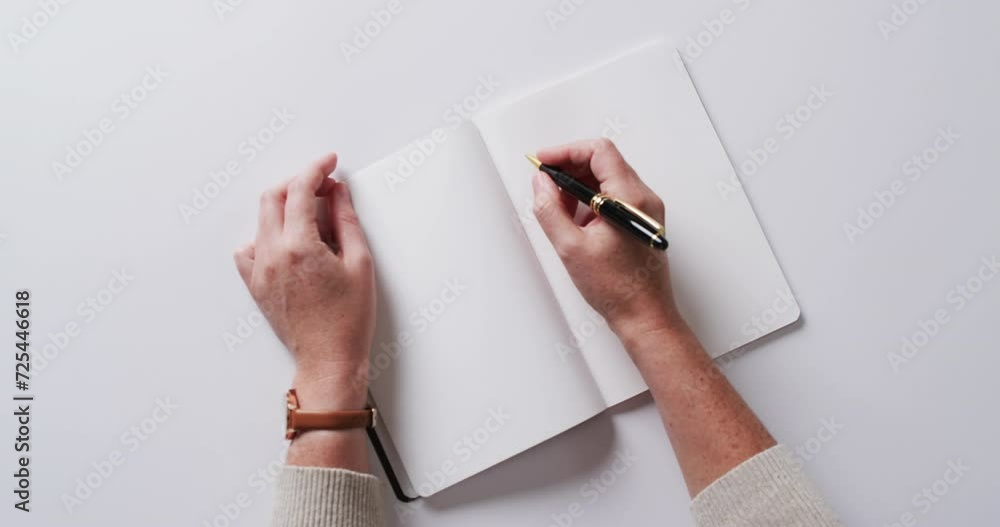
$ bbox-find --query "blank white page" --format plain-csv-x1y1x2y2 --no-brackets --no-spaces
475,42,800,407
345,124,606,497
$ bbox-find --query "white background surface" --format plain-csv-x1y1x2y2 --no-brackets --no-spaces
1,0,998,526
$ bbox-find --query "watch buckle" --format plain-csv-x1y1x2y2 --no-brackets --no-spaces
285,389,300,440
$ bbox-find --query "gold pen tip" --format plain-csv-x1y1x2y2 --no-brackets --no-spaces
525,154,542,169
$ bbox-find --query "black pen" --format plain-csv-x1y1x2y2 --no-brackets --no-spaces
526,154,668,251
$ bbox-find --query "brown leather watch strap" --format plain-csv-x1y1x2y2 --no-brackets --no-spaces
285,389,376,440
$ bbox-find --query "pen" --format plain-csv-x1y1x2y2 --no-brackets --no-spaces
526,154,668,251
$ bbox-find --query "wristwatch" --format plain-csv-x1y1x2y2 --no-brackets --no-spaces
285,389,377,440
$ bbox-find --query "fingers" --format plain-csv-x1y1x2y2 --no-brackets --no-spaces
326,181,371,266
285,153,338,239
556,179,581,220
537,138,638,187
234,243,255,287
256,184,287,249
317,176,338,196
538,138,663,220
532,171,583,255
537,139,597,169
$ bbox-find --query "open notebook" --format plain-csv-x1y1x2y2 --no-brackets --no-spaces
345,41,799,498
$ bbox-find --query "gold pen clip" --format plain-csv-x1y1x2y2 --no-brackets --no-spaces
590,193,666,238
614,198,666,237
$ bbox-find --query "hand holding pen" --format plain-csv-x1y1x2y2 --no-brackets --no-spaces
527,142,668,251
529,138,682,336
528,137,668,249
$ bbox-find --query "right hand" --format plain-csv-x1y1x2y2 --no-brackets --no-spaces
531,138,687,342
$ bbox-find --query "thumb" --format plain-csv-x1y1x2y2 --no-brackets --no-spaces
233,244,255,287
532,172,582,254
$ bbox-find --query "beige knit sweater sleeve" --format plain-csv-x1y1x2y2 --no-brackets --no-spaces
690,445,842,526
271,445,840,527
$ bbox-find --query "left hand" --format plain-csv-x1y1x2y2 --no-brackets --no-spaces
233,153,375,409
